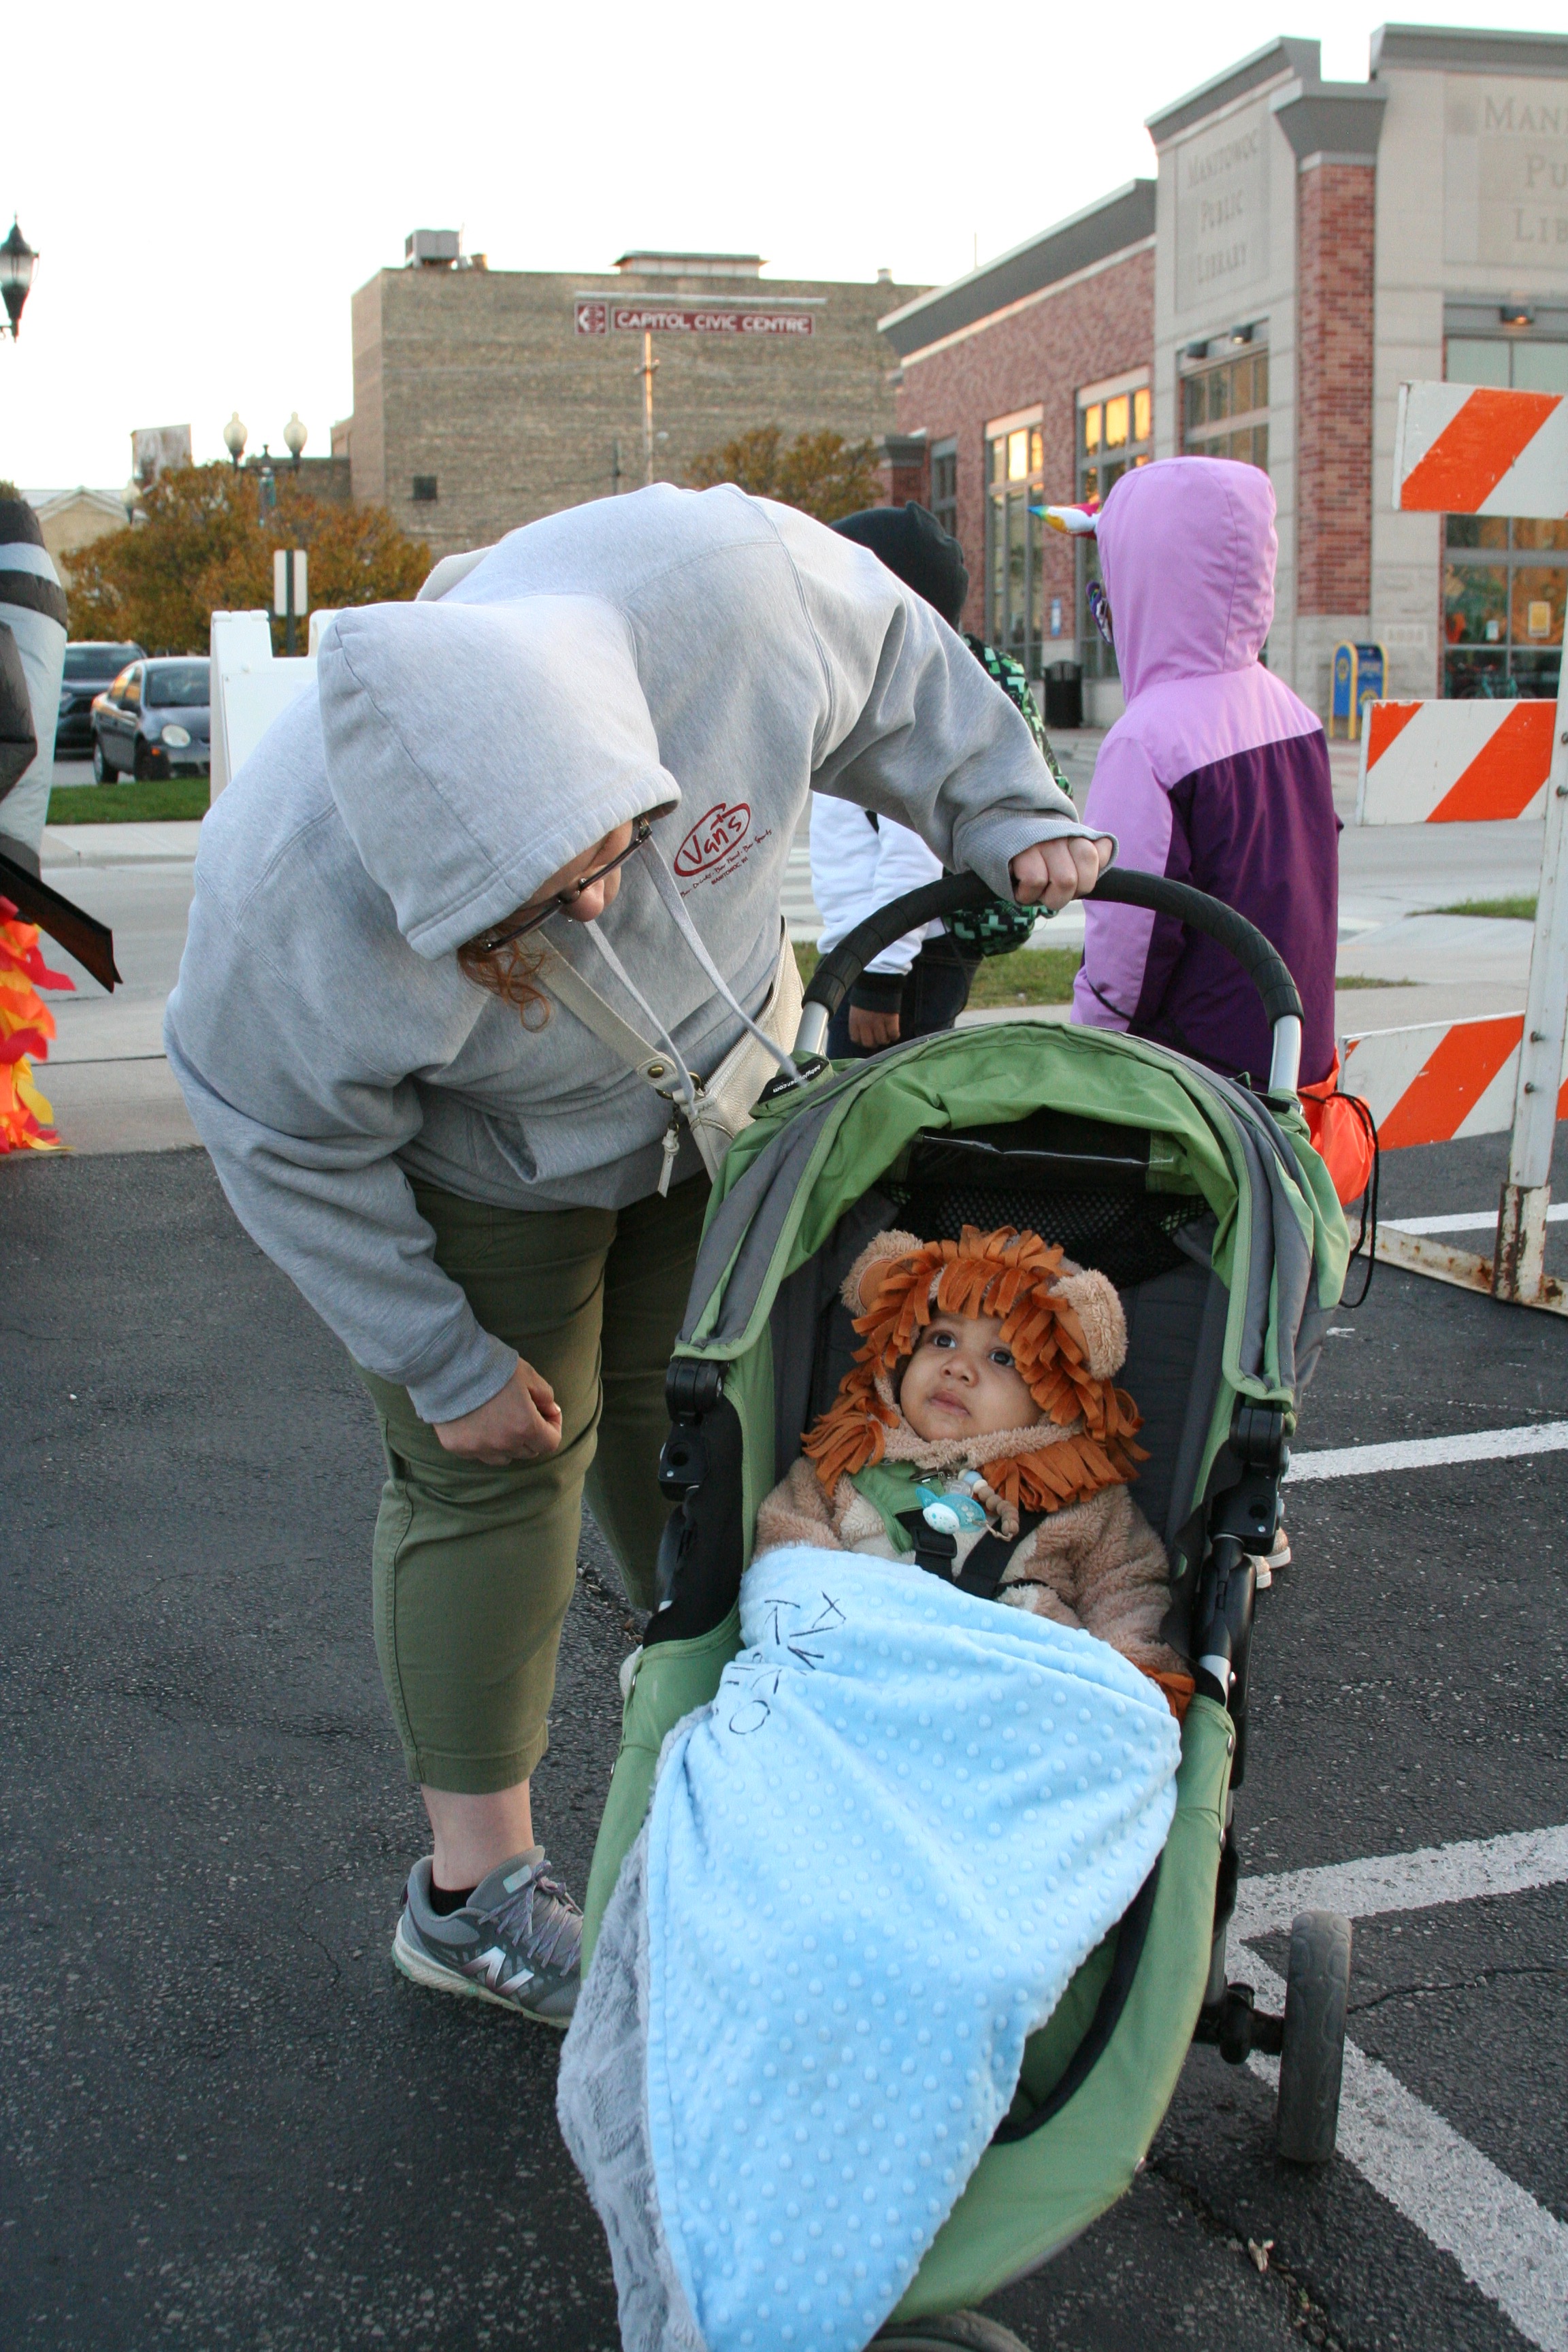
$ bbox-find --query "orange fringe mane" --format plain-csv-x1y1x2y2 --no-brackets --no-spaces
801,1224,1147,1516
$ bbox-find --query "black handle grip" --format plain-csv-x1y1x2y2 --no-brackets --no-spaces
800,866,1302,1032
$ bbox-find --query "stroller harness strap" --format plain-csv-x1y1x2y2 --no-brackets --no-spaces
896,1506,1047,1599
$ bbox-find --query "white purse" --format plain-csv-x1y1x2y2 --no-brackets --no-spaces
536,921,803,1188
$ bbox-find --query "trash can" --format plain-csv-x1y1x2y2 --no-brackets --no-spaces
1044,662,1083,731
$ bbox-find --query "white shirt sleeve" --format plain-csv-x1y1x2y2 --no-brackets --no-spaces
808,794,943,978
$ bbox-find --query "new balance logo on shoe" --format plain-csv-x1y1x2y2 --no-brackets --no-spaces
469,1944,537,1997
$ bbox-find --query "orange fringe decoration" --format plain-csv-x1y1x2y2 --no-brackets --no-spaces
0,896,74,1154
1143,1669,1196,1721
802,1224,1147,1516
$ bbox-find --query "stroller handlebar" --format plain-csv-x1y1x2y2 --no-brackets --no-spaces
794,866,1305,1095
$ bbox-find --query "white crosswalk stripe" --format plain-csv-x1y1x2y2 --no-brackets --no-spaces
1287,1420,1568,1482
1235,1828,1568,2349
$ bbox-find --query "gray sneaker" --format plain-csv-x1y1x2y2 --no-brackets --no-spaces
393,1848,582,2028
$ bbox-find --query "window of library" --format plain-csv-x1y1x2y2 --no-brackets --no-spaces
985,419,1045,678
1179,345,1269,470
1075,382,1152,681
930,439,958,544
1441,333,1568,698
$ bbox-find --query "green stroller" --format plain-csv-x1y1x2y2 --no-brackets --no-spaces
576,870,1354,2352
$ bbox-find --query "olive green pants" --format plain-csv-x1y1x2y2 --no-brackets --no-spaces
355,1175,710,1794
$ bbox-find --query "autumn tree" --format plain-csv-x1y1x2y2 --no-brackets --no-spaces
63,463,433,653
685,425,881,523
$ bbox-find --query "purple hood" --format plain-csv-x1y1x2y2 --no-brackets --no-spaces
1097,457,1276,700
1075,458,1339,1087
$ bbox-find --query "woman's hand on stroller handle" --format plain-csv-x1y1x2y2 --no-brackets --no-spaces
435,1360,564,1465
1009,834,1113,911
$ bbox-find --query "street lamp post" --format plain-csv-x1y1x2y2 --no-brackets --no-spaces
224,412,248,468
636,331,659,486
284,412,307,470
0,220,37,340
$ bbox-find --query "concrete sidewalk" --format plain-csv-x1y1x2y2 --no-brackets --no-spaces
33,848,199,1154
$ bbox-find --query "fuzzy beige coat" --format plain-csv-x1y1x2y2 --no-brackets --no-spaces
755,1456,1183,1675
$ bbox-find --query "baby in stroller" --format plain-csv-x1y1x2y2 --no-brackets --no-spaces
755,1222,1190,1702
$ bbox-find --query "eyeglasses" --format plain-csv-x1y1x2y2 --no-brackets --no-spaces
472,817,655,953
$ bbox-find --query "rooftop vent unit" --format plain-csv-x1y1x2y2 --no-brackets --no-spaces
613,251,764,279
406,229,461,267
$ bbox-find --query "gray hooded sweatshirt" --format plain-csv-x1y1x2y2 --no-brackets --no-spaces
165,485,1089,1424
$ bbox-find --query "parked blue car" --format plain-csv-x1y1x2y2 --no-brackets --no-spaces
92,657,211,781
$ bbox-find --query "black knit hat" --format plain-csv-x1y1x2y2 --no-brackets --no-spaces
830,502,969,630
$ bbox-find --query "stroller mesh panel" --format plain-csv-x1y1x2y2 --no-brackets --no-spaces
887,1177,1209,1296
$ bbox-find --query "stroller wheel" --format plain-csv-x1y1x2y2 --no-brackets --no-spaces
873,2315,1032,2352
1275,1909,1353,2164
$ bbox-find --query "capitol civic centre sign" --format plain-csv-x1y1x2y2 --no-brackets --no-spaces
574,299,814,337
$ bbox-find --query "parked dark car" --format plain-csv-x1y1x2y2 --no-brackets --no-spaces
92,657,211,782
56,642,144,755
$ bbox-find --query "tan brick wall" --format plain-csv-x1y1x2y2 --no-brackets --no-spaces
350,278,387,509
1295,161,1375,617
349,265,924,557
889,250,1154,637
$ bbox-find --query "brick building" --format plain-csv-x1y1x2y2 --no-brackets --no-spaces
338,242,924,561
881,24,1568,721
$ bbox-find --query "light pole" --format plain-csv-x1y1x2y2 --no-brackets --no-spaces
284,412,307,471
224,412,248,468
0,220,37,341
637,330,659,486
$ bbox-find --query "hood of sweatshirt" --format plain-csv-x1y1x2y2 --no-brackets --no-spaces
1095,458,1277,702
318,593,678,960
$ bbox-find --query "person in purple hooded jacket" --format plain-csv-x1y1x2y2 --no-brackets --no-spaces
1072,457,1339,1094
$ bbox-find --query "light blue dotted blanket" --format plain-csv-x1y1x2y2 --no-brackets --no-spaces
561,1545,1181,2352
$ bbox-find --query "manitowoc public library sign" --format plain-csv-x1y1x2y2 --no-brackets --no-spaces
574,298,816,337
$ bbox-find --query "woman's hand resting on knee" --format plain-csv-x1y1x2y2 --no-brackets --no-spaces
435,1361,564,1464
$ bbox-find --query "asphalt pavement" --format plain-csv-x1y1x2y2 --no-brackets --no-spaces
3,1124,1565,2351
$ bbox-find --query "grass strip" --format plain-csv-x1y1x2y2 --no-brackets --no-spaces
794,941,1080,1008
1434,896,1537,921
47,777,210,825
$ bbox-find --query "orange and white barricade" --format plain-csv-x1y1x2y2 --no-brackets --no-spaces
1392,382,1567,521
1341,1014,1568,1150
1357,698,1555,825
1349,380,1568,1311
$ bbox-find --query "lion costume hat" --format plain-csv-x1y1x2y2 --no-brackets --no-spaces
801,1224,1147,1518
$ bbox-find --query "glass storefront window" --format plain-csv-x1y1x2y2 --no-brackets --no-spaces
1514,517,1568,554
984,417,1049,678
1179,347,1269,473
1513,567,1565,649
1074,379,1152,681
1514,343,1568,395
930,440,957,544
1443,337,1512,387
1441,335,1567,696
1444,564,1508,644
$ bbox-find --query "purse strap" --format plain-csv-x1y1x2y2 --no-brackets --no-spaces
531,941,693,1103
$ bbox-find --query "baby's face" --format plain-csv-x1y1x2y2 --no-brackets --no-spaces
898,1313,1043,1442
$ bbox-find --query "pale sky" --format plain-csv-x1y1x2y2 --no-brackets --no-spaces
6,0,1565,490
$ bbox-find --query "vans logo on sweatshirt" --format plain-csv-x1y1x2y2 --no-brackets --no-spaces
674,800,752,878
